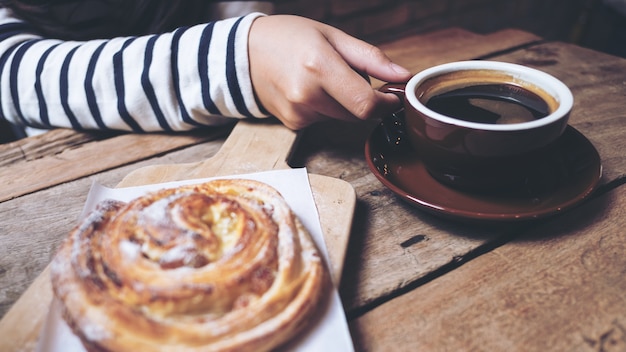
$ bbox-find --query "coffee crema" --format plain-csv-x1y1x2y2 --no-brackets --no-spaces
416,70,559,125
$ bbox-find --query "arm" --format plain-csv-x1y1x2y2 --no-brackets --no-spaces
0,8,268,132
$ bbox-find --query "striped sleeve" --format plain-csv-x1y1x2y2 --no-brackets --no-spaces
0,8,269,132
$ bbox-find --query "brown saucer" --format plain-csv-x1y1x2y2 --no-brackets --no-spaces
365,124,602,222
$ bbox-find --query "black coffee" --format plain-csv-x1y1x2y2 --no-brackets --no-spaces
425,83,550,124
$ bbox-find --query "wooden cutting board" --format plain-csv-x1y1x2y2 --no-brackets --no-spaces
0,119,356,352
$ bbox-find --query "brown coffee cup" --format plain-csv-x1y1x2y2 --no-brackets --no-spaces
380,60,573,193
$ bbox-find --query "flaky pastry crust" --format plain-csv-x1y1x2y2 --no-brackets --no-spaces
51,179,327,351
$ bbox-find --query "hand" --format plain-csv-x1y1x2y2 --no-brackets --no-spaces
248,15,412,130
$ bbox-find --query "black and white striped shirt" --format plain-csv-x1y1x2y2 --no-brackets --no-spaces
0,8,269,133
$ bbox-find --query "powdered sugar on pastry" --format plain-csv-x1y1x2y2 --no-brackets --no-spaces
50,179,327,352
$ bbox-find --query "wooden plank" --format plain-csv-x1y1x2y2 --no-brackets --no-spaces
0,127,230,202
350,184,626,351
0,268,52,352
0,129,102,167
491,41,626,182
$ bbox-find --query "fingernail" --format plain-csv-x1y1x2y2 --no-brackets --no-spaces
390,63,411,75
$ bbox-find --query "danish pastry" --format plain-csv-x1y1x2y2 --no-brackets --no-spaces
50,179,327,351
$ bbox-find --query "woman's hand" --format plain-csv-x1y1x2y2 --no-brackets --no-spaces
248,15,412,130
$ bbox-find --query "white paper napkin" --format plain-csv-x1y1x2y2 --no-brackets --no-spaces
37,168,354,352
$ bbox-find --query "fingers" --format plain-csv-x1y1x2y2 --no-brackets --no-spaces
308,23,410,121
267,79,365,130
312,35,405,121
321,25,412,83
247,15,411,129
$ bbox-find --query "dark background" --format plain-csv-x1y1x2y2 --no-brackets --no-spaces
275,0,626,58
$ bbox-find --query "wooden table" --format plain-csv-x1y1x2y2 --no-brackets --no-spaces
1,27,625,351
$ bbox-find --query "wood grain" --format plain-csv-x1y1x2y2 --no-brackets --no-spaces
0,268,52,352
350,184,626,352
0,127,230,202
116,119,296,185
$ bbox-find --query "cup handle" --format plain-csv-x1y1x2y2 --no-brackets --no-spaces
378,83,407,98
378,83,410,151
